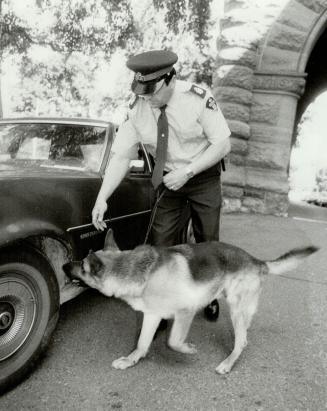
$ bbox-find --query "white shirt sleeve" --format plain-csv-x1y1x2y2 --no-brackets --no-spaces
111,119,139,156
199,92,231,145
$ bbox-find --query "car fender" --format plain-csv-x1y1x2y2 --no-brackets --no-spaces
0,218,68,250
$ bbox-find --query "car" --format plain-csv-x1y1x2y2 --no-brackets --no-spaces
0,117,190,392
304,169,327,208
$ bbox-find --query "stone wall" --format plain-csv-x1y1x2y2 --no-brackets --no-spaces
215,0,327,215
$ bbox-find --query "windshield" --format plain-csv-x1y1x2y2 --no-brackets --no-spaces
0,123,108,172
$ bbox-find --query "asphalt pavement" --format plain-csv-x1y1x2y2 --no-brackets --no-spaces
1,203,327,411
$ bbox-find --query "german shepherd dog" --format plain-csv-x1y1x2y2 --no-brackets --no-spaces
63,230,317,374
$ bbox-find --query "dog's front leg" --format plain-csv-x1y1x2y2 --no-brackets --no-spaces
112,313,161,370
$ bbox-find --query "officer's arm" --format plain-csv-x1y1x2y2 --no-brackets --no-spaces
92,146,137,230
97,147,137,202
190,96,231,175
163,94,231,191
97,115,139,203
189,138,231,176
92,115,138,230
163,139,230,191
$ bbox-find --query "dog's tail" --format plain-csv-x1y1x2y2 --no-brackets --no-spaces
265,246,319,275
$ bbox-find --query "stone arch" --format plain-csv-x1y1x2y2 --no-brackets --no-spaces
258,1,327,72
215,0,327,215
295,24,327,132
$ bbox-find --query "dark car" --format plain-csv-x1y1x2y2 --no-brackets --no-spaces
0,118,189,392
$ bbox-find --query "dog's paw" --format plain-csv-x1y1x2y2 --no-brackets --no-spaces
112,356,135,370
181,342,198,354
169,342,197,355
215,360,232,375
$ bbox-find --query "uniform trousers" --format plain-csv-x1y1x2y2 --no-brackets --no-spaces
151,164,222,246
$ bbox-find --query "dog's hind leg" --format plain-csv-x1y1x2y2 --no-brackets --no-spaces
168,310,197,354
112,313,161,370
216,283,260,374
215,308,247,374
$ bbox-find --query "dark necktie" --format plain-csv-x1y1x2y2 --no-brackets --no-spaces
151,104,168,190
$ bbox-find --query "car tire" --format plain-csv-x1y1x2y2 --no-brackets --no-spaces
0,245,59,394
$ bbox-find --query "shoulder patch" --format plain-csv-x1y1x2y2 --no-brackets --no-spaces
129,95,139,110
206,96,218,111
190,84,206,99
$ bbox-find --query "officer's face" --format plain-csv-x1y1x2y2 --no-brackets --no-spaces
140,77,175,108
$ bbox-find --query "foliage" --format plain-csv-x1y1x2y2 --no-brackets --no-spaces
0,4,32,54
36,0,140,55
152,0,211,45
2,0,220,121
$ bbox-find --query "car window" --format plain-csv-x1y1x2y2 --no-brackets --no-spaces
0,123,108,172
129,144,152,175
106,143,151,175
107,129,151,176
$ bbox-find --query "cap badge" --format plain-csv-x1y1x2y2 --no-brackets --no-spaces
135,72,145,82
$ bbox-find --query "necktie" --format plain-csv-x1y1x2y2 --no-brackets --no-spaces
151,105,168,190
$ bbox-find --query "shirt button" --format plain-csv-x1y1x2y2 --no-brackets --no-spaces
161,133,165,137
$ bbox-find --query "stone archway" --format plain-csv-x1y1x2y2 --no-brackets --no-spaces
214,0,327,215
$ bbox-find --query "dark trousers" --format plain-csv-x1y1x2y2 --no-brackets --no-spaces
151,165,222,246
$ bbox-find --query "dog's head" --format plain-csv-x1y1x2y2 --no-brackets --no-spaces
63,252,105,289
63,229,119,289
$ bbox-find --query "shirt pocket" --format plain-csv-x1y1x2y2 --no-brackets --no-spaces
178,121,203,143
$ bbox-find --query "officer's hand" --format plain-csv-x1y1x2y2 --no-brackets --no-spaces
92,199,108,231
163,168,189,191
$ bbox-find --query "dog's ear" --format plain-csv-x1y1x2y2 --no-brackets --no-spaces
87,253,104,276
103,228,119,251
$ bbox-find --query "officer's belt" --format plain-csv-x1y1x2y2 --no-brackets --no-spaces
163,161,223,180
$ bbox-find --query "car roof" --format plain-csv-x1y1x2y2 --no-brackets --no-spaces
0,117,110,127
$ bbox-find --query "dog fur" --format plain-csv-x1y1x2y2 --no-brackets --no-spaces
63,230,318,374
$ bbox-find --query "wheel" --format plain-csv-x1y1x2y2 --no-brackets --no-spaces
0,246,59,393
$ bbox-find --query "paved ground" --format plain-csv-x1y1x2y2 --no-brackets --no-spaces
1,203,327,410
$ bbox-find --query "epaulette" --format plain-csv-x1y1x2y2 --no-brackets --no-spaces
189,84,206,99
128,95,139,110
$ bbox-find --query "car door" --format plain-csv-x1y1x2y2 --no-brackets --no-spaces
64,122,155,256
105,143,155,250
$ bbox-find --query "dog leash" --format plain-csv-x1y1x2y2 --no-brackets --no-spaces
143,186,166,245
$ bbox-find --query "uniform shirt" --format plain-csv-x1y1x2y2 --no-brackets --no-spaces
111,80,231,172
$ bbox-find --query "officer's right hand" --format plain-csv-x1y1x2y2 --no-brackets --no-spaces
92,199,108,231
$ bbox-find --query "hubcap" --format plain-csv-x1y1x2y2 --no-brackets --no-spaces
0,302,14,332
0,275,37,362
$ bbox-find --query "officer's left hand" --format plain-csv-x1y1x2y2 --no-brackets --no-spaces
163,168,189,191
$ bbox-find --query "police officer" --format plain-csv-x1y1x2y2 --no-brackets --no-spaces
92,50,231,321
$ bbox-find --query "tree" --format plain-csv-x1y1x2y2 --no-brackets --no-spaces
0,0,33,117
3,0,219,119
9,0,141,117
151,0,214,84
